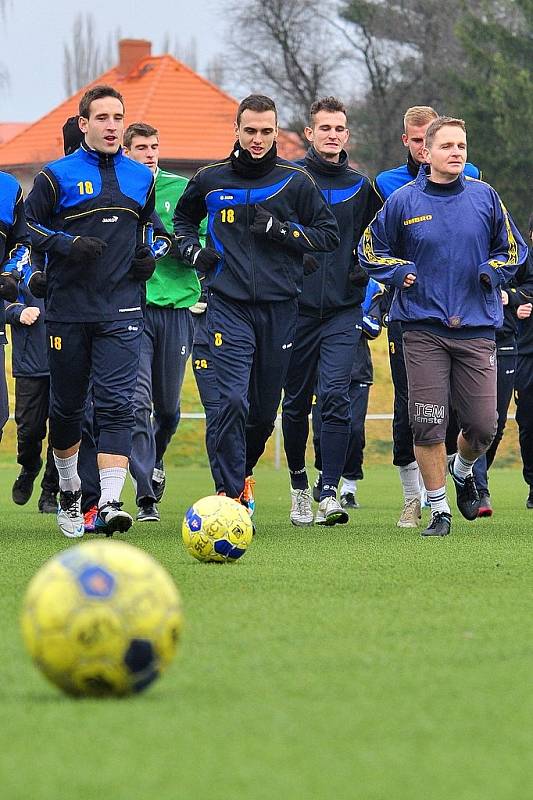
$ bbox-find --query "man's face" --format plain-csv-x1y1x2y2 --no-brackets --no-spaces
423,125,467,181
304,110,349,162
124,134,159,172
235,109,278,159
402,122,433,164
79,96,124,154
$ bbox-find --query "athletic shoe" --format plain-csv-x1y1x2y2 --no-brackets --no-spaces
477,493,493,518
12,467,41,505
397,497,421,528
38,490,58,514
136,501,160,522
421,511,452,537
290,487,314,526
448,459,481,520
95,502,133,537
315,496,349,526
340,492,360,509
83,505,98,532
312,473,322,503
243,475,256,517
526,489,533,509
57,489,84,539
152,466,166,503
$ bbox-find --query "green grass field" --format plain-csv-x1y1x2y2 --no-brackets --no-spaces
1,462,533,800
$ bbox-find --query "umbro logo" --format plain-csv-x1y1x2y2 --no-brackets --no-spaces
220,195,234,200
102,215,118,223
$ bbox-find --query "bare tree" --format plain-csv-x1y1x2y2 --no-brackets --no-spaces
63,13,119,97
204,55,227,90
160,34,199,71
224,0,350,134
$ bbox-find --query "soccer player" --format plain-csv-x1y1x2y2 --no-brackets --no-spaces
375,106,481,528
359,116,527,537
25,85,158,538
0,170,32,442
173,94,339,510
312,277,385,509
515,214,533,509
281,97,381,525
123,122,201,521
5,261,59,513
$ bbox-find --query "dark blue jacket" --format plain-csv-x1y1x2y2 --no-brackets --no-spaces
0,171,31,345
358,170,527,335
5,283,48,377
173,155,339,303
375,153,481,200
296,147,381,318
25,144,156,322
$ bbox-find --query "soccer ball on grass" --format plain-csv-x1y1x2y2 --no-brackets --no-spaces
182,495,254,563
20,540,183,697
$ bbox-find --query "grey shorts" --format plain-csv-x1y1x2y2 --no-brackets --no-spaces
402,330,497,450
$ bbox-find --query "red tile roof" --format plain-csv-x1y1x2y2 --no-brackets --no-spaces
0,123,29,146
0,48,304,168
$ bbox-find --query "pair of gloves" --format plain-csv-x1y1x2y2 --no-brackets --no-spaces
192,204,320,277
28,237,156,298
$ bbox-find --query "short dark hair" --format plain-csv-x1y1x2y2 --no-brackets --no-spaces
236,94,277,126
309,97,346,126
123,122,159,150
79,85,125,119
425,116,466,150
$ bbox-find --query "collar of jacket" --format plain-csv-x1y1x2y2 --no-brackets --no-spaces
230,140,278,178
304,146,349,175
406,151,422,177
80,142,124,167
415,164,466,191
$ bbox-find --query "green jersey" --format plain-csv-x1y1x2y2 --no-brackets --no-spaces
146,169,203,308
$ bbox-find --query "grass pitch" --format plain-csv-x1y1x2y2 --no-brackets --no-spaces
1,462,532,800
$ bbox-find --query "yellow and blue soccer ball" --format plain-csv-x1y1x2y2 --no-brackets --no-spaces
182,495,254,563
20,540,183,697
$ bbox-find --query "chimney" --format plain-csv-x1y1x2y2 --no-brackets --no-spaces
117,39,152,76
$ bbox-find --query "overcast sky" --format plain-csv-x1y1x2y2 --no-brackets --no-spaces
0,0,223,121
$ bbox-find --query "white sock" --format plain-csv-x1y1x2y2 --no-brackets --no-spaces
341,479,356,495
418,470,426,494
426,487,451,515
398,461,420,501
453,452,476,483
99,467,127,508
54,452,81,493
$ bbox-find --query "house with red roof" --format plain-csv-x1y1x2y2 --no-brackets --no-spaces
0,39,304,193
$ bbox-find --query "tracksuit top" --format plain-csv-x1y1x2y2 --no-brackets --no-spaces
0,171,31,345
517,248,533,357
173,156,339,304
358,169,528,335
296,147,382,318
146,168,202,309
5,286,48,378
25,144,156,323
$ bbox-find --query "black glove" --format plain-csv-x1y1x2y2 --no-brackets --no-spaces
250,204,289,242
28,270,47,299
0,271,19,302
480,273,491,290
70,236,107,264
168,239,180,259
303,255,320,276
192,247,221,272
348,263,369,287
130,245,156,281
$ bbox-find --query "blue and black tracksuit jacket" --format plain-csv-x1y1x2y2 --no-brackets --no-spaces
173,156,339,303
296,147,382,318
375,152,481,201
0,170,31,345
25,144,157,323
358,169,528,336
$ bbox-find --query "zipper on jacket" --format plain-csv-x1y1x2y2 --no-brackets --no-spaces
246,189,256,303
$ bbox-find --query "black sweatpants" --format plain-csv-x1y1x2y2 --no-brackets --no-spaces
14,375,58,493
